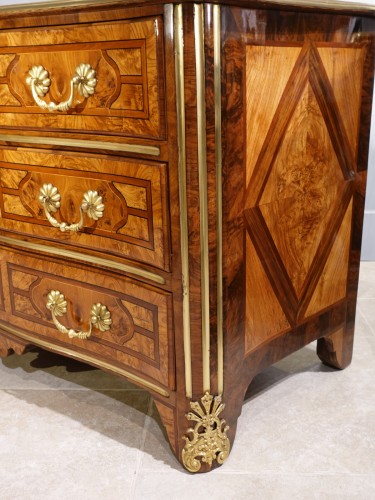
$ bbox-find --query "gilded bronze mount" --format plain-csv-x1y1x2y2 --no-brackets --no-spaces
182,392,230,473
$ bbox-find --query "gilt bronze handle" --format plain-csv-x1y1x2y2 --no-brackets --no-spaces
46,290,112,340
26,63,97,112
39,183,104,233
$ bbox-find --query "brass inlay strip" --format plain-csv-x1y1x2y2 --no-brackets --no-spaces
195,3,210,395
174,4,193,399
0,0,373,13
0,235,166,285
0,134,160,157
213,4,223,396
0,320,170,397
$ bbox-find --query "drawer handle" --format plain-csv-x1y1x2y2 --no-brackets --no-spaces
39,183,104,233
26,63,97,112
46,290,112,340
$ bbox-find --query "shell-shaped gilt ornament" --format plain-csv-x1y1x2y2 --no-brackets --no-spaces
46,290,67,317
81,190,105,220
39,183,61,213
73,63,97,98
90,303,112,332
26,65,51,97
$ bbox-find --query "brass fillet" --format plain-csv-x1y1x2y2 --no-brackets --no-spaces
174,4,193,399
0,235,165,285
0,134,160,157
195,3,210,395
213,4,223,396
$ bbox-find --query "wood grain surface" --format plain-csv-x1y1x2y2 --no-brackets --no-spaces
220,5,374,467
0,15,165,140
0,247,174,390
0,1,373,472
0,147,170,271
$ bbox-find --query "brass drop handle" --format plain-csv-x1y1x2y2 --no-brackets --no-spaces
46,290,112,340
39,183,104,233
26,63,97,112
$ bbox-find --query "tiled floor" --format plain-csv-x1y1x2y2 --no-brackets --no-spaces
0,263,374,499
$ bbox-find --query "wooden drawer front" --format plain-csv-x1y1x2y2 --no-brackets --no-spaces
0,17,164,139
0,148,169,271
0,250,174,390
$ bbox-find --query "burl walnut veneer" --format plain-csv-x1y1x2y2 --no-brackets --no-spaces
0,0,374,473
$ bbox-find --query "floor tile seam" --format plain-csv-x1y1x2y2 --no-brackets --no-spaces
137,465,375,477
138,398,154,455
357,295,375,301
356,304,375,336
128,398,154,499
182,470,375,477
0,387,146,392
127,457,140,500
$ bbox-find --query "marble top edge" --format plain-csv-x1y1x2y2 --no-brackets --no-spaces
0,0,373,14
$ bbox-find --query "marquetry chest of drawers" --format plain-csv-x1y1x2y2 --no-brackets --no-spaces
0,0,373,473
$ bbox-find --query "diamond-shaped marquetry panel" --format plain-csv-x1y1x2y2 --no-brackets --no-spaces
244,42,365,353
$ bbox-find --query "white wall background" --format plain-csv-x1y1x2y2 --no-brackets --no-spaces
362,97,375,260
